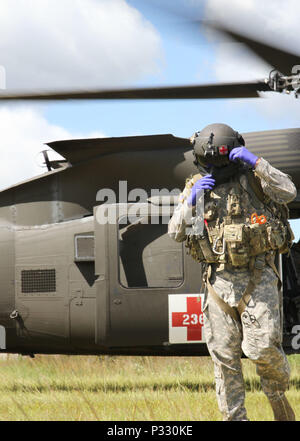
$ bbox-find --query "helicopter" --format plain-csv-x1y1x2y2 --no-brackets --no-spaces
0,17,299,358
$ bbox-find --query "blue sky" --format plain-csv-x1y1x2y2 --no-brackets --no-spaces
43,0,300,240
42,0,300,138
0,0,299,239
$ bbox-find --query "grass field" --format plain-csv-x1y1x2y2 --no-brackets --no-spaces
0,353,299,421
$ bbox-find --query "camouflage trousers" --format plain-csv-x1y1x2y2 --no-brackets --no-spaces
203,264,291,421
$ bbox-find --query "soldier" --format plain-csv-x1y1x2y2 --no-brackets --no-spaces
168,123,297,421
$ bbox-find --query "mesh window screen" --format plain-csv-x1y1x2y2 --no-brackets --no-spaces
21,269,56,293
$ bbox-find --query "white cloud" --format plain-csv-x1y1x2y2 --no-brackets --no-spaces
202,0,300,121
0,107,106,190
204,0,300,54
0,1,164,191
203,0,300,79
0,0,163,90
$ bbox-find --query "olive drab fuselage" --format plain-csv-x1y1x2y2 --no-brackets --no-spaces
0,132,298,357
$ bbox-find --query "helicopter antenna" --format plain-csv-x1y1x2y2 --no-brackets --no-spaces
35,149,52,171
42,150,52,171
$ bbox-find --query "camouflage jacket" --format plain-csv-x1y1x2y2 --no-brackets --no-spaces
168,158,297,248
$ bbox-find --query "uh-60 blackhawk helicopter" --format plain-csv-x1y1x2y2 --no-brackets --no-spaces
0,22,299,358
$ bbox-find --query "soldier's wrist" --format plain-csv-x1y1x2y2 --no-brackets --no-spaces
254,158,261,168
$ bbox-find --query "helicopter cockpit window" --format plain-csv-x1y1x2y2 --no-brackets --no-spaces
118,216,183,289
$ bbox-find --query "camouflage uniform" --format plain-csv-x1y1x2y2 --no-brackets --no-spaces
168,158,297,421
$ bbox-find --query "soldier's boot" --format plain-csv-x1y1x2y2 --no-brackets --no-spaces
268,394,296,421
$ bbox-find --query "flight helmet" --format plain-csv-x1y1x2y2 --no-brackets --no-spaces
191,123,245,168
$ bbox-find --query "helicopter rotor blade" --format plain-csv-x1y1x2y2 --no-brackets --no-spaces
133,3,300,75
0,80,270,101
200,22,300,76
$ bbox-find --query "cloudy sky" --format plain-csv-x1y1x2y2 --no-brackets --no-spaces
0,0,299,236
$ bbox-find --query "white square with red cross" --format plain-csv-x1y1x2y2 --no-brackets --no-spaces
168,294,205,344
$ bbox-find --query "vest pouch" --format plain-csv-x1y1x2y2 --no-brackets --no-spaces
248,222,269,256
224,224,249,267
266,219,286,252
204,200,218,221
185,236,205,263
227,193,242,217
198,234,218,263
278,233,293,254
282,221,295,253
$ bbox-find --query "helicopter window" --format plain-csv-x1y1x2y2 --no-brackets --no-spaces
74,234,95,262
118,217,183,289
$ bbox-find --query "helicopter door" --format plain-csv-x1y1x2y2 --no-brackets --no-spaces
94,202,202,348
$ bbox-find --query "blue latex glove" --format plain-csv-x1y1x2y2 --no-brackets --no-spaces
229,146,258,168
187,174,216,206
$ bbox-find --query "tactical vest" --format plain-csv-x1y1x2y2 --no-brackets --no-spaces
185,169,294,267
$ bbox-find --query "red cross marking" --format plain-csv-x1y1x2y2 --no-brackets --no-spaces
172,297,204,341
219,145,228,155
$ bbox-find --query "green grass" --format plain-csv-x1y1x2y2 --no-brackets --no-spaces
0,354,299,421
